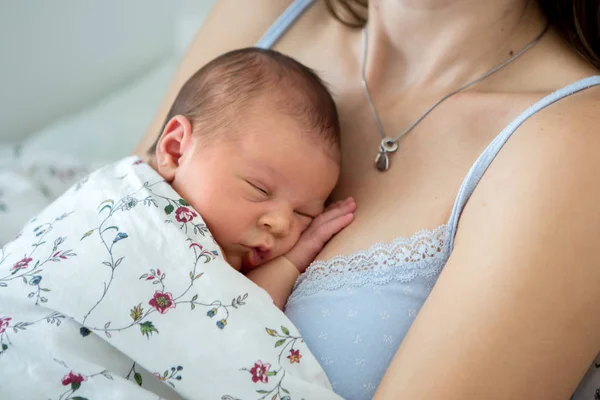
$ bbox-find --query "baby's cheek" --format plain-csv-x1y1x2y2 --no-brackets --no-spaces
269,240,294,262
222,251,242,271
284,230,304,253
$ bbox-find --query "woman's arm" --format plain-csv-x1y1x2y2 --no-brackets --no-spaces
375,90,600,399
134,0,293,158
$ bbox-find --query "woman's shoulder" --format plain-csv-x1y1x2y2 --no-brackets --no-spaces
479,74,600,200
461,72,600,248
192,0,295,54
195,0,332,51
526,76,600,160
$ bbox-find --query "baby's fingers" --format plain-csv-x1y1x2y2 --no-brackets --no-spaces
324,198,345,212
310,212,354,245
316,197,357,226
324,196,355,212
287,205,355,272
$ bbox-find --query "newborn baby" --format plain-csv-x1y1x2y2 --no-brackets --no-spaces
150,47,356,308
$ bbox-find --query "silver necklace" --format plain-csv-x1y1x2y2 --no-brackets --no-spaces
362,24,549,171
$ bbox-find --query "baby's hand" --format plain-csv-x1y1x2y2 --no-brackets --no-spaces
285,197,356,273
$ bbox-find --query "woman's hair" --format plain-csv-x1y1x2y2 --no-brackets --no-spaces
539,0,600,69
324,0,600,69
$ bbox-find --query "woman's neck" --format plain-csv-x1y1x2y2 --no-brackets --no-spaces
364,0,548,95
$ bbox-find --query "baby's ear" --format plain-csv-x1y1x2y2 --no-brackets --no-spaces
155,115,193,182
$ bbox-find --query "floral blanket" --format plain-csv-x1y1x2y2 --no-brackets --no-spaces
0,156,339,400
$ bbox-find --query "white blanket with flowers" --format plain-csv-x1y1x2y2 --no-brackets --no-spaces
0,156,339,400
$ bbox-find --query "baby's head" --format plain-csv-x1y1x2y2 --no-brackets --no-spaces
153,48,341,271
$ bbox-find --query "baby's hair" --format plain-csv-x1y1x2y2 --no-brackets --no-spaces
148,48,340,154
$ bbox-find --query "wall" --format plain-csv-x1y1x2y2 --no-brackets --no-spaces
0,0,178,142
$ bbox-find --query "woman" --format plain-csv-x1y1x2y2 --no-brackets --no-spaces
136,1,600,398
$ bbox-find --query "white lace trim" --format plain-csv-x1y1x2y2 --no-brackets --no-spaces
287,224,451,304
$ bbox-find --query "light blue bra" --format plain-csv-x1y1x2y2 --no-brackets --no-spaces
258,1,600,399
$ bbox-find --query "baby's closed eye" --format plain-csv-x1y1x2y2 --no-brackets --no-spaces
245,180,269,197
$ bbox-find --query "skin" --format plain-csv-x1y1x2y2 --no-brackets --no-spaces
139,0,600,398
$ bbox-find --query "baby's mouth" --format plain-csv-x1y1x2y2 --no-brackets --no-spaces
241,246,271,272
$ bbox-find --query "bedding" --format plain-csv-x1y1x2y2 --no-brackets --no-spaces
0,146,94,246
0,58,178,245
0,156,339,399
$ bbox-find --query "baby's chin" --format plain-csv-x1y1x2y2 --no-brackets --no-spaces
219,250,242,272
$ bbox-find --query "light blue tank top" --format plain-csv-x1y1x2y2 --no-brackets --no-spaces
258,2,600,398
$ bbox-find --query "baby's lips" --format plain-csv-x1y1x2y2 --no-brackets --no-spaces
256,247,272,263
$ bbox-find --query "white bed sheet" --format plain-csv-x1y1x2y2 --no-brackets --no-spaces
1,58,177,244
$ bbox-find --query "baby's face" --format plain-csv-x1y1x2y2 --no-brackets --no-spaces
169,116,340,272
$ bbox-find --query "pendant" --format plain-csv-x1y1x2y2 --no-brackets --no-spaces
374,138,399,172
375,150,389,171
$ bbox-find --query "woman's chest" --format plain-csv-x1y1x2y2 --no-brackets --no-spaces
332,91,533,194
317,92,543,258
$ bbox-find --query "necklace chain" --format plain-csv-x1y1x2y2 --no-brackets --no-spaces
361,24,550,171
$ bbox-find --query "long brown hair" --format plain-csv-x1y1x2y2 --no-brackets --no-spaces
323,0,600,70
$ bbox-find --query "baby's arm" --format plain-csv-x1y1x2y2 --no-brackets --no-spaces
247,197,356,309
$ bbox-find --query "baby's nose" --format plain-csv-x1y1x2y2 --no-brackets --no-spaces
259,210,292,237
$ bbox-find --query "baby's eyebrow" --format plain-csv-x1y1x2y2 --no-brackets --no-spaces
248,159,279,177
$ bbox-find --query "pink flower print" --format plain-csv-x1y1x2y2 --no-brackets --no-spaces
287,349,302,364
11,257,32,273
148,291,176,314
61,371,86,386
153,372,166,381
175,207,197,223
0,317,11,334
249,361,271,383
